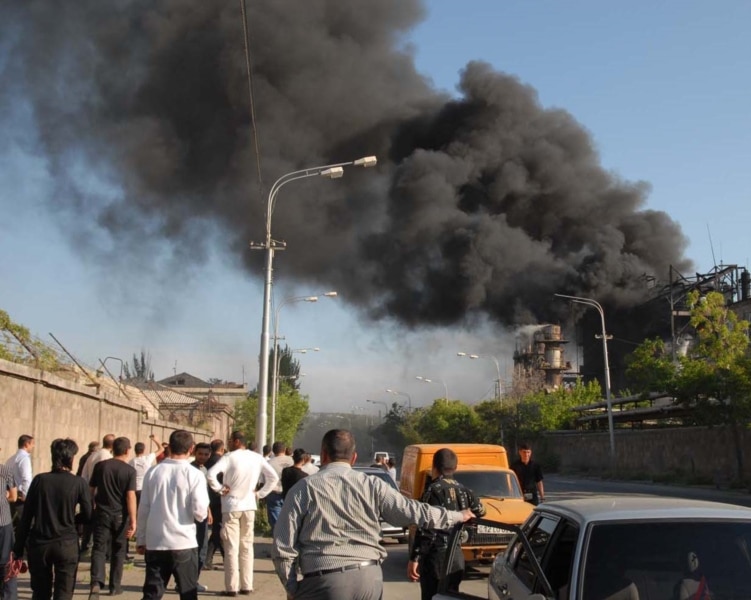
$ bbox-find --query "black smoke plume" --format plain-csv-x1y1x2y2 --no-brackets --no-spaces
0,1,691,328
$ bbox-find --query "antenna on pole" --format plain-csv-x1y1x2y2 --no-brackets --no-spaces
707,223,718,268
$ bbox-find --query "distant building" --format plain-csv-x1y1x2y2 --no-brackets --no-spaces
157,371,248,409
132,376,234,442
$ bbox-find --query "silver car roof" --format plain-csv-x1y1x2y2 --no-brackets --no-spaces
535,496,751,524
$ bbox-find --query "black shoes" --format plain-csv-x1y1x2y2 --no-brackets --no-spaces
219,592,237,597
88,584,100,600
239,591,253,595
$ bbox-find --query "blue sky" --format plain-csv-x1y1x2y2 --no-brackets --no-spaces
2,2,750,414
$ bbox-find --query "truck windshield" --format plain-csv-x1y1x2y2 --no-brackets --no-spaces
453,471,522,499
582,521,751,600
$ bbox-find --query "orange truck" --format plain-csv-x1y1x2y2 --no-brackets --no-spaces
399,443,533,564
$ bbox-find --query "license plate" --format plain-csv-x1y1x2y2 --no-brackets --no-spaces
477,524,512,535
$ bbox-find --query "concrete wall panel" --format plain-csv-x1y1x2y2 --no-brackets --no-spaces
0,359,212,475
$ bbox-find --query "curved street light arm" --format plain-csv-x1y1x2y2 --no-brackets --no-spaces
385,389,412,411
257,157,376,449
554,293,615,463
458,352,502,402
415,376,448,403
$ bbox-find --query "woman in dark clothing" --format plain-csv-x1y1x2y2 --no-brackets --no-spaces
13,438,92,600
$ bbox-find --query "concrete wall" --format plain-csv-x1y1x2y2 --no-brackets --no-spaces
547,426,749,481
0,359,213,474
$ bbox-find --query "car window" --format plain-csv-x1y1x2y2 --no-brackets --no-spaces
509,514,560,589
453,470,522,498
541,521,579,598
582,521,751,600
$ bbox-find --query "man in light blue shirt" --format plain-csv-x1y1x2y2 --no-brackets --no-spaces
5,434,33,539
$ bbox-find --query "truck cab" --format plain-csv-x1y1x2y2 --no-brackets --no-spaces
400,443,533,563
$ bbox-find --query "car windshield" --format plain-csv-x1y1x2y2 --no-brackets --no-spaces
582,521,751,600
452,471,522,498
359,469,398,490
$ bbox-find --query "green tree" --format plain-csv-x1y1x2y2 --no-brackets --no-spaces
626,291,751,478
271,345,302,391
412,400,483,443
233,383,309,447
0,309,60,370
373,403,418,451
123,350,154,381
625,338,676,395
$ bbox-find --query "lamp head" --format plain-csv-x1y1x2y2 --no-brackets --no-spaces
353,155,377,168
457,352,467,357
321,166,344,178
323,291,338,297
469,354,480,359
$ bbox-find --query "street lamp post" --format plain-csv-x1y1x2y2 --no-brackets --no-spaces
415,376,448,403
253,157,377,449
554,293,615,464
385,389,411,411
366,398,389,420
270,292,335,444
457,352,503,403
270,343,321,444
457,351,504,444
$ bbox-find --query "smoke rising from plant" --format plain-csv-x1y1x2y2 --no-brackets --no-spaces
0,1,691,328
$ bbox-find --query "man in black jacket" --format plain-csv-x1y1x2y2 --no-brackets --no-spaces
203,439,225,570
407,448,486,600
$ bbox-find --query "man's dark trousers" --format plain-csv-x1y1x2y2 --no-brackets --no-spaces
0,523,17,600
27,538,79,600
195,519,208,573
205,499,223,568
90,509,128,593
8,502,23,548
142,548,199,600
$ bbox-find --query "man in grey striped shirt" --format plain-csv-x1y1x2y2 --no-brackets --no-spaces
272,429,474,599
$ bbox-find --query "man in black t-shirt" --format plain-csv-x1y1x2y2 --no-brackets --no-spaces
88,437,137,599
281,448,308,499
510,442,545,506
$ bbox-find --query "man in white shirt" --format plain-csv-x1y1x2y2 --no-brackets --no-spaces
300,453,319,476
82,434,115,483
137,430,209,600
207,431,279,596
129,434,162,506
5,434,34,537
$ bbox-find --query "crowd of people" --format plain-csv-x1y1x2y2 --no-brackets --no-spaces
0,429,543,600
0,430,331,600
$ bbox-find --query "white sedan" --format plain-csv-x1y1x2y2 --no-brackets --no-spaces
434,497,751,600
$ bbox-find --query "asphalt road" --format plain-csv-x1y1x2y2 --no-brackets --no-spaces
14,475,750,600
